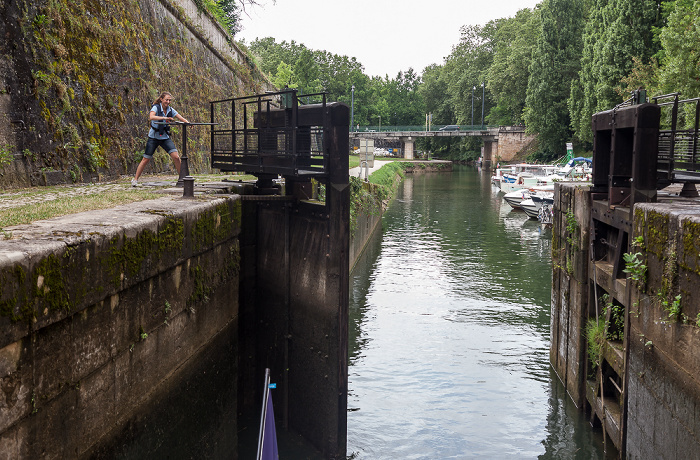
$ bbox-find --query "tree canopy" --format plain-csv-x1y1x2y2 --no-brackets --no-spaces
244,0,699,162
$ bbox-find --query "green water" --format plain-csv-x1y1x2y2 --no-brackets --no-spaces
347,166,608,459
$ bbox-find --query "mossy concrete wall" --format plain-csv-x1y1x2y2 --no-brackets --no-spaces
0,0,271,187
0,195,242,458
552,184,700,457
626,202,700,459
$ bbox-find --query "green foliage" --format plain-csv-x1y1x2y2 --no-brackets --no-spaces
602,294,624,341
658,292,682,321
349,176,380,237
565,210,579,246
569,0,661,145
623,252,647,284
486,8,540,125
193,0,242,36
657,0,700,98
524,0,585,161
0,144,14,169
586,318,605,367
442,23,496,126
349,162,406,236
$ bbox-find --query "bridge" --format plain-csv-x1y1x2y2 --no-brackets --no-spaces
349,125,533,163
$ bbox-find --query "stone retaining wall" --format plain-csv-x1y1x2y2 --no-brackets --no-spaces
0,196,242,458
552,182,700,457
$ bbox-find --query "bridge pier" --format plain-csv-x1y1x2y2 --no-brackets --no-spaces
482,136,497,166
401,136,414,160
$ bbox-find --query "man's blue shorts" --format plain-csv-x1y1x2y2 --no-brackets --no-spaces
144,137,178,159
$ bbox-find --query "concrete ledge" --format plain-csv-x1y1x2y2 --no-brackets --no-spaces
0,195,242,458
0,195,241,348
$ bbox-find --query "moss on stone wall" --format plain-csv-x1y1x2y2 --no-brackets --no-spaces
0,199,244,324
187,239,239,306
645,210,669,259
681,219,700,276
108,216,185,287
192,201,236,250
1,0,266,186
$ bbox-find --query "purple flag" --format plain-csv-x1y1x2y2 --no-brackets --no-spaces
261,390,279,460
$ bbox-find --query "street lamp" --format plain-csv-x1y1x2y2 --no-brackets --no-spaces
471,86,475,126
481,82,485,127
351,85,355,132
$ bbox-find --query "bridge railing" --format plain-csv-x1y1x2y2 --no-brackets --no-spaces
352,125,495,133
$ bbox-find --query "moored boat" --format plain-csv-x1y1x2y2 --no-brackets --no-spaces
520,198,541,219
503,189,531,209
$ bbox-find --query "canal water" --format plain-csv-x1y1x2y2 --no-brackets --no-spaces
347,166,608,459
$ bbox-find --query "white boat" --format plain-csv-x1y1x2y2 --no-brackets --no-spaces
558,157,592,179
491,166,515,187
531,193,554,208
503,189,531,209
500,173,540,193
522,192,555,219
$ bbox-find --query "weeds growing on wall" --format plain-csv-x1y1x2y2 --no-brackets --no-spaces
349,177,381,237
349,162,407,237
586,318,605,368
601,294,624,341
623,251,647,285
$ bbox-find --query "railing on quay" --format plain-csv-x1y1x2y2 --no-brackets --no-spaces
651,93,700,186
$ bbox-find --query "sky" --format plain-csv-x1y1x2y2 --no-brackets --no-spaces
238,0,542,78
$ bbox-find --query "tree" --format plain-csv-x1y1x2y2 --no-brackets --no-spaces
524,0,585,160
419,64,454,125
216,0,243,36
486,7,540,126
657,0,700,99
443,23,497,126
568,0,661,145
271,62,297,90
293,48,322,95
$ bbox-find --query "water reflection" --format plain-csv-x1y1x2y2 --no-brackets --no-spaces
348,166,605,459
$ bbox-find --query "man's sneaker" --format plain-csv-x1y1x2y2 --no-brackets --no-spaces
131,178,138,187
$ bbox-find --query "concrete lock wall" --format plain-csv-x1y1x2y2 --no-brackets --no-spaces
626,203,700,459
552,182,700,457
0,196,242,458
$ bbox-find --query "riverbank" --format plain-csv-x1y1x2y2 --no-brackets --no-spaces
349,160,453,270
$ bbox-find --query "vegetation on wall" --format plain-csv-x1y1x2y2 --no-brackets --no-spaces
1,0,265,186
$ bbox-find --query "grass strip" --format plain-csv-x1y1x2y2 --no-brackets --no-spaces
0,189,162,228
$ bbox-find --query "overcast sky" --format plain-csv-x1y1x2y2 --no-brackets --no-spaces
238,0,542,78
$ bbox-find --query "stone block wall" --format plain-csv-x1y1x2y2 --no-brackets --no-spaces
625,202,700,459
0,0,271,187
0,196,242,458
495,127,536,162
